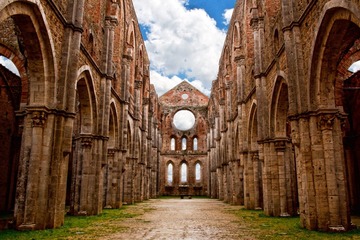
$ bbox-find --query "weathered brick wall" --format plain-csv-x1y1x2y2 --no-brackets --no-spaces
208,0,360,232
159,81,209,196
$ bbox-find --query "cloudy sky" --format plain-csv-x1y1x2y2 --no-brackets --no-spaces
132,0,236,96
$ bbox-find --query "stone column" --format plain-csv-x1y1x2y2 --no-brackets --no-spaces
243,151,254,209
105,148,122,209
291,111,351,231
15,110,49,230
123,157,137,205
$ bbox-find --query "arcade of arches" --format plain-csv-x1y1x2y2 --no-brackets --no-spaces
0,0,360,233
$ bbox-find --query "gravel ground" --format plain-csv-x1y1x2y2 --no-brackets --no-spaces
100,198,257,240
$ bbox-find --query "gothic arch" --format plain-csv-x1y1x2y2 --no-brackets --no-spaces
233,22,241,50
270,74,289,138
108,102,119,148
248,101,258,150
303,0,360,230
75,67,98,135
180,161,188,183
0,45,28,104
0,0,56,105
166,160,174,185
126,22,136,96
309,1,360,109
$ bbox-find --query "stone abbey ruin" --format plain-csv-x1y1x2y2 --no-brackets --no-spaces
0,0,360,233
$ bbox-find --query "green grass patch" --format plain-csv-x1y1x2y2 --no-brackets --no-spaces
229,208,360,240
0,207,140,240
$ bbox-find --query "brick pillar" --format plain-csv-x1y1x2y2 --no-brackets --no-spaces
263,139,298,217
291,112,351,231
123,157,136,204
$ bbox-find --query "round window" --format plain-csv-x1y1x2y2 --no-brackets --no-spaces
182,93,189,100
173,110,195,131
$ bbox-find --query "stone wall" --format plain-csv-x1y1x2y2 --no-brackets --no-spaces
208,0,360,232
159,81,209,196
0,0,160,230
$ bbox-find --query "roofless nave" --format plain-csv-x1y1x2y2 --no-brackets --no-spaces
0,0,360,233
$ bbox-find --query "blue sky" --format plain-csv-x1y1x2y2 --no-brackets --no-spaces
0,1,237,96
133,0,236,96
186,0,236,30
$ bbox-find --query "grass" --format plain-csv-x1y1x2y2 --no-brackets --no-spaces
1,200,359,239
0,206,141,240
228,208,360,240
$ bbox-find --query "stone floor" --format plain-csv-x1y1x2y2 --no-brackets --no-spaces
100,198,256,240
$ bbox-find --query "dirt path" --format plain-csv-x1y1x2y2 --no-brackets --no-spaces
101,198,256,240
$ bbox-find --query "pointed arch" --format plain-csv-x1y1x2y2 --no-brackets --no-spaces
309,1,360,109
166,161,174,185
108,101,119,148
195,161,201,181
233,22,241,49
270,74,289,138
75,67,98,134
170,136,176,151
193,136,198,151
0,0,57,105
180,161,188,183
248,101,258,150
181,136,187,150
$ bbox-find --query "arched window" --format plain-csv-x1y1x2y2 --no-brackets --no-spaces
193,137,198,151
182,137,187,150
195,163,201,181
181,163,187,182
167,162,173,184
170,137,175,150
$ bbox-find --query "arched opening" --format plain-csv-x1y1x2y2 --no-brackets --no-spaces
308,5,360,230
233,23,241,49
0,56,22,215
108,105,116,149
271,79,291,138
246,104,263,210
170,137,175,151
181,137,187,150
127,29,135,97
343,68,360,216
195,162,201,181
269,78,298,216
0,2,56,226
103,103,120,208
67,73,97,214
167,162,174,185
193,137,198,151
180,162,188,183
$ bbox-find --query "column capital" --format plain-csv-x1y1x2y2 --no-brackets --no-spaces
80,136,92,148
31,111,47,128
318,114,336,131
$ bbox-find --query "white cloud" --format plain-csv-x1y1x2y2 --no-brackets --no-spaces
0,56,20,76
349,60,360,73
223,8,234,26
150,70,211,97
133,0,225,95
150,70,183,96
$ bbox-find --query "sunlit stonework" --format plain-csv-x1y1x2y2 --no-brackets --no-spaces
0,0,359,234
